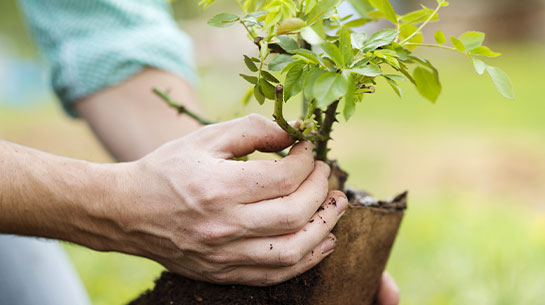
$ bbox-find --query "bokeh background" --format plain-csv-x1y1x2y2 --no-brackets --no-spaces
1,0,544,304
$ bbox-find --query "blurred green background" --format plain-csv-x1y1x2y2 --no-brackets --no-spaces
1,1,544,305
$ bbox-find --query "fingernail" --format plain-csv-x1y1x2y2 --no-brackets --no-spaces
321,235,336,254
334,195,348,216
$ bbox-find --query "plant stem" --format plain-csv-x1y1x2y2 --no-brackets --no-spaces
315,100,339,161
274,85,324,143
240,20,257,40
399,0,445,45
153,88,214,125
274,85,306,140
404,43,457,51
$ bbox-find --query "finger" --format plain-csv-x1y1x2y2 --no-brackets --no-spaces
205,234,336,286
210,192,348,267
205,113,295,158
376,272,400,305
238,164,333,235
217,141,317,203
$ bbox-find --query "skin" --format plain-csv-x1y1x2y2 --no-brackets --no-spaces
0,68,399,302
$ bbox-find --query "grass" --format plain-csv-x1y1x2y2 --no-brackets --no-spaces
1,43,544,305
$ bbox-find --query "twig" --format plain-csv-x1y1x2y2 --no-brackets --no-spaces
403,43,457,51
153,88,214,125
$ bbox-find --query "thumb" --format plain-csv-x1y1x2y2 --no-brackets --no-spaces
211,114,295,158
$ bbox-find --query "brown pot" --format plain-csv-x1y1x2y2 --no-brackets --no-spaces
309,189,406,305
128,189,406,305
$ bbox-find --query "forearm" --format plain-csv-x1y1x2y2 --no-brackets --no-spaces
75,68,202,161
0,140,126,251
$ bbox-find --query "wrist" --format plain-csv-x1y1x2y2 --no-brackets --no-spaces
70,160,137,253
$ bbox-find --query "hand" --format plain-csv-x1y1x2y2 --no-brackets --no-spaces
110,114,348,286
376,272,400,305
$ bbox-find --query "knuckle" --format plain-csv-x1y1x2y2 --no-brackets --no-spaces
245,113,267,125
206,252,232,264
199,225,233,244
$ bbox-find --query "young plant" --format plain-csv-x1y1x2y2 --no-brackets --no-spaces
136,2,515,304
156,0,513,184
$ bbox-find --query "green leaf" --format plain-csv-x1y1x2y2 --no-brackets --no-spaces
240,74,258,84
459,31,485,51
369,0,398,25
261,71,280,83
268,54,296,71
281,59,305,73
434,30,446,44
276,18,306,34
339,27,353,67
259,79,276,100
351,32,367,49
304,68,326,100
471,57,486,75
301,26,325,45
413,67,441,103
293,49,323,65
321,42,344,67
450,36,465,52
284,64,307,101
384,75,402,97
349,64,382,77
470,46,501,57
348,0,374,19
409,56,439,78
486,66,514,100
384,54,401,69
253,85,265,105
343,74,357,121
208,13,239,28
306,0,339,25
304,0,318,12
243,55,258,72
277,35,299,52
313,72,349,107
360,28,400,53
344,18,372,28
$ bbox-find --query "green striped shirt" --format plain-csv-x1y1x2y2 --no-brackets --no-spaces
18,0,197,116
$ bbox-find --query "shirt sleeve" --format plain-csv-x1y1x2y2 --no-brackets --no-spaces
17,0,198,117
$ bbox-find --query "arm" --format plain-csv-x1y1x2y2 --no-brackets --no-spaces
74,68,201,161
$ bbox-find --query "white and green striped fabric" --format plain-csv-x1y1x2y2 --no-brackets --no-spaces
17,0,197,116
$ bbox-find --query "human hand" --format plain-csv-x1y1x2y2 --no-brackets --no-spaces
376,272,400,305
110,114,347,286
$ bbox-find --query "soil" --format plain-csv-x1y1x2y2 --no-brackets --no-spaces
128,267,322,305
